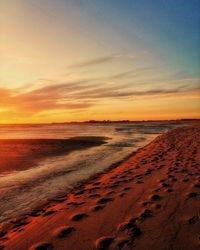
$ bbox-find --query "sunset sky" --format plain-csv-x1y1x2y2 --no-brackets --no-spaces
1,0,200,123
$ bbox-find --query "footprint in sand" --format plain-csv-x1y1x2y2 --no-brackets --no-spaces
89,187,101,192
121,179,127,183
117,218,141,237
66,201,78,206
181,169,188,173
95,236,114,250
188,216,199,225
70,213,88,221
11,219,29,229
0,231,7,239
119,192,126,197
53,226,75,238
88,194,101,199
188,172,195,176
127,170,133,174
161,182,170,188
43,210,56,217
30,209,44,217
119,175,127,179
114,237,130,249
96,197,114,204
139,209,152,220
145,168,153,175
188,192,198,198
67,201,86,207
136,180,143,184
155,203,162,209
93,182,101,186
106,191,115,195
29,242,53,250
110,176,117,180
194,183,200,188
74,189,87,196
160,179,166,183
142,201,152,207
135,174,143,180
114,180,123,185
91,205,105,212
127,177,134,182
151,194,162,201
154,188,161,193
108,184,119,189
77,201,86,206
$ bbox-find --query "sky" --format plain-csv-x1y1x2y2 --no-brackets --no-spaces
0,0,200,123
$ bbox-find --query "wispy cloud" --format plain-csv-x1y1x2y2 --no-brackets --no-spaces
0,76,199,117
70,55,117,68
70,53,141,69
1,52,199,120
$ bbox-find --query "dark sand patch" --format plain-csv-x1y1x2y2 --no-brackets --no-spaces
0,136,107,173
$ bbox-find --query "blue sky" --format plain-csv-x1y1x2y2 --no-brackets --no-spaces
68,0,200,74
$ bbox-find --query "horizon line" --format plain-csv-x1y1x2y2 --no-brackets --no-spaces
0,118,199,126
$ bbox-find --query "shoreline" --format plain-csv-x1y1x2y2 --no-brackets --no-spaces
0,144,140,224
0,136,107,174
0,125,200,250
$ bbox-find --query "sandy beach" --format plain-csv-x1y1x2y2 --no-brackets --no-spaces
0,125,199,250
1,0,200,249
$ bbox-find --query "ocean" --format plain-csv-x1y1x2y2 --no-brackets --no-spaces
0,122,183,222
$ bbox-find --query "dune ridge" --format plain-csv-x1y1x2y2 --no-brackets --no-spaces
0,126,199,250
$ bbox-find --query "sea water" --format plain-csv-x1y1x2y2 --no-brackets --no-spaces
0,122,183,222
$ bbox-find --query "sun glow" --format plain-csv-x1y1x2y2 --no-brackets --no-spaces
1,0,199,123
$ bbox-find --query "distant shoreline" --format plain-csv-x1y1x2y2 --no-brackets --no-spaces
0,118,199,126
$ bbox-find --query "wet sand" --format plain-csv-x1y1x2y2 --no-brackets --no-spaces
0,126,199,250
0,137,107,173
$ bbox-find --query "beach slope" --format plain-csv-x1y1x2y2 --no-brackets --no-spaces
0,126,199,250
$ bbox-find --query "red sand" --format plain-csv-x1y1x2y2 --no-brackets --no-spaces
0,126,200,250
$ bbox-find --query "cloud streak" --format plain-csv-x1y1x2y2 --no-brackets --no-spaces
70,55,116,68
1,55,199,120
0,77,199,117
70,53,139,69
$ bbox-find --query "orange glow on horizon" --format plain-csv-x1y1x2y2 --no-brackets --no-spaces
1,0,199,124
